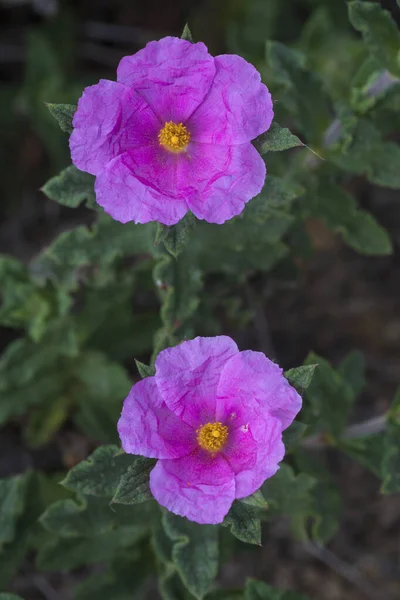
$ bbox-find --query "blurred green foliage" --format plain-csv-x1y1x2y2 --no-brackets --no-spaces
1,1,400,599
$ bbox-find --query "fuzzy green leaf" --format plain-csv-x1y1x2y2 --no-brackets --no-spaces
303,352,358,437
112,457,156,505
284,364,317,393
162,512,219,599
181,24,194,43
254,121,304,154
223,502,262,545
282,421,308,449
263,465,315,539
46,103,76,133
41,165,95,208
245,578,310,600
156,213,197,258
61,445,134,497
135,359,156,379
304,182,392,255
348,1,400,76
0,595,25,600
0,475,28,547
239,489,268,509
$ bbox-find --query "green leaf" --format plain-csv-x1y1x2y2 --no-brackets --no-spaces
239,489,268,509
40,495,150,538
32,214,155,289
74,548,153,600
303,182,392,255
41,165,95,208
181,24,194,43
0,255,67,342
381,388,400,493
0,595,25,600
0,475,28,547
338,351,366,400
162,512,219,599
61,445,134,497
156,213,197,258
348,1,400,76
284,364,317,393
71,351,131,442
24,395,70,448
294,451,341,544
266,41,331,141
46,103,76,133
135,359,156,379
37,525,147,570
245,578,311,600
262,464,315,540
303,352,357,437
254,122,304,154
338,434,385,477
330,120,400,190
223,501,262,545
282,421,308,449
112,457,156,505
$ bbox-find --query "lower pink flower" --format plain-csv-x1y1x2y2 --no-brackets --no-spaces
118,336,301,524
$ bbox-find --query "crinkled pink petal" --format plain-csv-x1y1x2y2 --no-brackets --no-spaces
222,425,258,475
234,415,285,499
188,54,273,145
69,80,160,176
180,142,266,224
155,336,239,427
150,450,235,524
216,350,302,430
117,37,215,123
118,377,195,459
94,151,188,225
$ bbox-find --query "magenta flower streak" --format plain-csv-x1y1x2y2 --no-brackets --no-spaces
118,336,301,524
70,37,273,225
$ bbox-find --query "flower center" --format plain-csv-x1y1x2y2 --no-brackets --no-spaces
197,422,228,453
158,121,190,152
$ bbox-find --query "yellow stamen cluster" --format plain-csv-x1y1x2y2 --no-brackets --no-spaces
158,121,190,152
197,422,228,453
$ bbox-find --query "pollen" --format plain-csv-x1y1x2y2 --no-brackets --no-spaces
158,121,190,152
197,422,228,453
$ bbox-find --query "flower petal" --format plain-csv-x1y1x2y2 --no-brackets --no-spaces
118,377,195,459
150,450,235,524
181,142,266,224
188,54,273,145
234,415,285,499
222,425,258,475
70,80,160,176
155,336,239,427
216,350,302,430
94,151,188,225
117,37,215,123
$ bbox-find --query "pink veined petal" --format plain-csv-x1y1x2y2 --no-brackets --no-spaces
70,80,161,176
222,425,258,475
150,450,235,524
216,350,302,430
155,336,239,428
94,151,189,225
180,142,266,224
188,54,273,145
117,377,195,459
117,37,216,123
234,415,285,499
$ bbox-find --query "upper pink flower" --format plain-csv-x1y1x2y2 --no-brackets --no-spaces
70,37,273,225
117,336,301,524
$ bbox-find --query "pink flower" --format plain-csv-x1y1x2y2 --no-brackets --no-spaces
70,37,273,226
118,336,301,524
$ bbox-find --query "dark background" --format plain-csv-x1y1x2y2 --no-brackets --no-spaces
1,1,400,599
